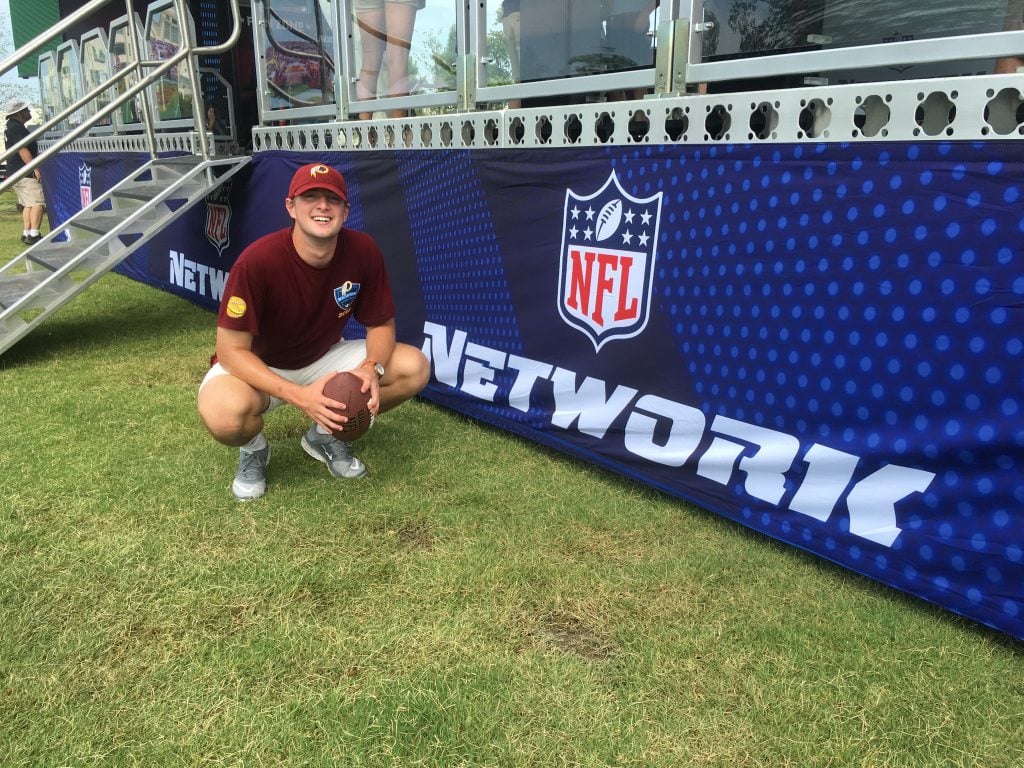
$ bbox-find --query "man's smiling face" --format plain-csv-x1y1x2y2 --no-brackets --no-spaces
286,188,349,241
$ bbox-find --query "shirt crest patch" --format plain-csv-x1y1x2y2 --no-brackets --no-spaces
334,281,361,316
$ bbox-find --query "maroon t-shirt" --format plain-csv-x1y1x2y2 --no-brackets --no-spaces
217,227,396,369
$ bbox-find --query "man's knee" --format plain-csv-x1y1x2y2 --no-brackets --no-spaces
197,375,267,445
200,410,258,446
379,344,430,411
395,343,430,394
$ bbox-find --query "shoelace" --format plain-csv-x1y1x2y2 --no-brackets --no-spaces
238,449,267,479
321,438,353,462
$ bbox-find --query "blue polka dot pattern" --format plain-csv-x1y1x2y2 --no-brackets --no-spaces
394,152,542,426
609,141,1022,639
395,152,518,348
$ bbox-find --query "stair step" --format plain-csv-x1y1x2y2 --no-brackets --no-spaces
1,313,29,333
114,182,189,202
0,273,67,309
157,155,207,166
28,242,94,271
70,212,143,236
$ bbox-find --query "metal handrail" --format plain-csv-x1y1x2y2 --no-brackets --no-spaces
5,63,140,168
0,0,242,196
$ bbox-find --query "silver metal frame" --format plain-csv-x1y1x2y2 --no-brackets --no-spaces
683,0,1024,85
143,0,200,132
472,0,673,107
107,12,148,133
687,31,1024,84
338,0,462,119
247,0,1024,125
37,52,60,129
0,0,244,196
79,28,115,136
39,132,210,154
16,0,1024,150
56,40,86,133
252,71,1024,150
251,0,343,124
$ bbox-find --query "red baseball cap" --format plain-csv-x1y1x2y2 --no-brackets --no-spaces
288,163,348,202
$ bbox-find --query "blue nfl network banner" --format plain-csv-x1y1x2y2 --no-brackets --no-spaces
43,144,1024,640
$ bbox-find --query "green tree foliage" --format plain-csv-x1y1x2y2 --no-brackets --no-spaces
725,0,820,54
421,12,513,93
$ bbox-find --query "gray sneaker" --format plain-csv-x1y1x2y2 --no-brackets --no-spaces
232,444,271,500
301,425,367,478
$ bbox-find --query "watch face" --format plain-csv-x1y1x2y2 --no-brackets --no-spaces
374,363,385,379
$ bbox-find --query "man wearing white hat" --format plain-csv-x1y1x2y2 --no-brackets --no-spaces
4,99,46,245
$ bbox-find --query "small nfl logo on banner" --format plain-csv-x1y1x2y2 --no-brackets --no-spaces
205,179,233,255
78,162,92,209
558,171,663,352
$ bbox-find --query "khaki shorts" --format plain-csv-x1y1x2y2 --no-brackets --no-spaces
13,177,45,208
199,338,368,414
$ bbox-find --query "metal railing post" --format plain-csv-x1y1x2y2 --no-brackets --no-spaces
125,3,159,161
172,0,211,168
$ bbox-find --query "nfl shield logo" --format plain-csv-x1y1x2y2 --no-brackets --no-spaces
78,162,92,208
558,171,662,352
205,180,233,255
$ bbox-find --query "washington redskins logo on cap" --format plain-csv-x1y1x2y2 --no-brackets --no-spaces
288,162,349,201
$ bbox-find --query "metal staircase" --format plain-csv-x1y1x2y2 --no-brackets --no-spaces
0,0,246,357
0,153,249,355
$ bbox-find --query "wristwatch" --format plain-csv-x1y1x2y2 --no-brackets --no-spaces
365,359,385,379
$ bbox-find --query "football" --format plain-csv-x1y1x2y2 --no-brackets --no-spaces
595,198,623,241
322,371,373,441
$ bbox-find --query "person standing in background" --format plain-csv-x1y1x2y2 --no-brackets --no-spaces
354,0,425,118
3,99,46,245
601,0,658,68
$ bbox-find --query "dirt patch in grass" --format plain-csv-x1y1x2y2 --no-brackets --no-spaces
529,610,615,662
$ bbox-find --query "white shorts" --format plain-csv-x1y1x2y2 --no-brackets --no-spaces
199,338,367,414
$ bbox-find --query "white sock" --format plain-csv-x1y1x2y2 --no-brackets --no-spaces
22,230,29,237
28,229,39,237
315,424,331,436
241,432,268,453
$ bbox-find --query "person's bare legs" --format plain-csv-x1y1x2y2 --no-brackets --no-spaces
28,204,43,233
356,8,386,119
198,374,270,447
197,343,429,445
382,2,418,118
995,56,1024,74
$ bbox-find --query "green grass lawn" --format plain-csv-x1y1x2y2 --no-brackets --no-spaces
1,191,1021,767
